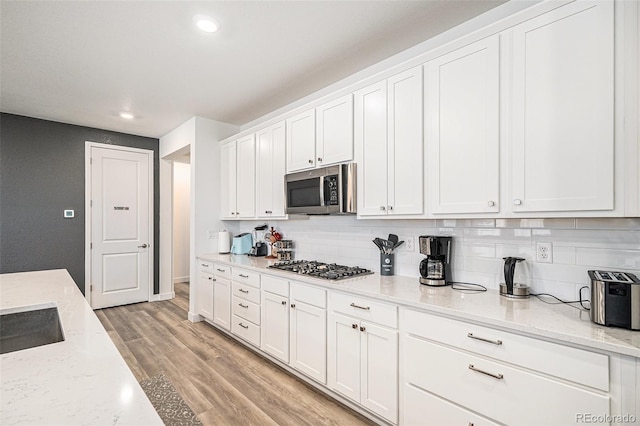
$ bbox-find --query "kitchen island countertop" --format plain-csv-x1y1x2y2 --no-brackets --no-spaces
0,269,162,425
199,253,640,359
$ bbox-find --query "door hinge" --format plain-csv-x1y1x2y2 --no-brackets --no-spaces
90,200,93,207
90,242,93,249
90,157,93,165
90,285,93,292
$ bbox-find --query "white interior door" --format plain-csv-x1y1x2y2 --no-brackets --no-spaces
89,145,152,309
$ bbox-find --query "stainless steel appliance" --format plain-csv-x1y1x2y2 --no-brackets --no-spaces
589,270,640,330
500,257,530,299
419,236,452,286
285,163,356,215
268,260,372,281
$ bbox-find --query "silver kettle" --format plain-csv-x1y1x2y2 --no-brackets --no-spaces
499,257,530,299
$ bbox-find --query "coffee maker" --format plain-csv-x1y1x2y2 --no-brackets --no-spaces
419,236,452,286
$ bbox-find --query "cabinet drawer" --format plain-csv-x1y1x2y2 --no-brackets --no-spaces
213,263,231,279
232,268,260,288
232,296,261,325
231,314,260,347
329,291,397,328
404,336,609,425
403,309,608,391
403,383,499,426
291,282,326,308
232,281,261,304
198,260,214,273
262,274,289,297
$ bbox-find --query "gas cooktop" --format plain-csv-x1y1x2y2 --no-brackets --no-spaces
268,260,373,281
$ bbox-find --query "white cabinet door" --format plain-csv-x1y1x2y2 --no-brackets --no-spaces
236,134,256,218
290,300,326,384
360,321,398,423
213,277,231,330
510,0,614,213
198,272,214,321
355,80,389,216
220,141,237,219
426,36,500,214
286,109,316,172
261,291,289,363
387,66,424,216
327,311,361,403
256,121,286,218
316,94,353,166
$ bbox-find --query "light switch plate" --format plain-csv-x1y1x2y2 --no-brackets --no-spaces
63,210,74,218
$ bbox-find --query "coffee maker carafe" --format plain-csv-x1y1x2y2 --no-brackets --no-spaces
419,236,452,286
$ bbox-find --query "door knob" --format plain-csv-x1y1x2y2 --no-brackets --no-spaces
138,244,148,248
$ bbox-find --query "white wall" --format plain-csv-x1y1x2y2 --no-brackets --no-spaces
232,217,640,302
172,162,190,283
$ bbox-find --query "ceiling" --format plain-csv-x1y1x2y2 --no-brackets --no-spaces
1,1,506,138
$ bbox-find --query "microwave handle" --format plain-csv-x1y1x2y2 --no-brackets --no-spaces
319,176,325,207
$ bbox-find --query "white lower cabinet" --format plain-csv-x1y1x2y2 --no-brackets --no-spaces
290,282,327,384
261,275,290,363
197,262,214,321
328,293,398,424
212,264,231,330
401,309,610,425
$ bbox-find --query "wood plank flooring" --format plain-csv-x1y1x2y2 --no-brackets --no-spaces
96,282,375,426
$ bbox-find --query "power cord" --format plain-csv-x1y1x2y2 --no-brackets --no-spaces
530,286,591,311
451,282,488,293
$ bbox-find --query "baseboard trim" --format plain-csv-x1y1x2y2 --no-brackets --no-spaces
150,292,174,302
173,276,189,284
188,311,203,323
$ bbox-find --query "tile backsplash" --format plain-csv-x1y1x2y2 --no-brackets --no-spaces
225,217,640,302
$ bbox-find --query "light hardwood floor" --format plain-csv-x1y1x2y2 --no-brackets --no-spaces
96,282,375,426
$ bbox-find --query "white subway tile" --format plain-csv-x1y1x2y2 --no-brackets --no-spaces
575,218,640,229
461,243,496,258
575,248,640,270
552,246,577,265
495,244,536,261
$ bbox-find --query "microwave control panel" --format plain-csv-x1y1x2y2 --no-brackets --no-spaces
324,175,339,206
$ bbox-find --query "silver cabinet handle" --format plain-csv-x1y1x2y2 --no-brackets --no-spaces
281,301,287,306
201,263,208,267
238,274,249,278
238,303,248,308
317,157,323,162
360,326,366,332
467,333,502,346
308,159,313,164
379,206,386,211
388,206,393,211
239,288,249,294
290,303,296,308
138,244,148,248
352,324,358,329
238,322,249,329
468,364,503,380
350,302,370,311
236,211,240,215
216,268,225,272
231,212,236,215
208,277,213,281
514,199,522,206
488,200,495,207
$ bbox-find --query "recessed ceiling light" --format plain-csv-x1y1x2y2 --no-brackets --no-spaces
119,112,134,120
193,14,219,33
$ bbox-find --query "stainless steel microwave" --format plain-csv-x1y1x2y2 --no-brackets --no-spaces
285,163,357,215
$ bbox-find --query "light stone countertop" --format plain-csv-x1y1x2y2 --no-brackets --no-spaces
199,253,640,358
0,269,162,425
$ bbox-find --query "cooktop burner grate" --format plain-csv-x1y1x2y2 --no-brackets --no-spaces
268,260,373,281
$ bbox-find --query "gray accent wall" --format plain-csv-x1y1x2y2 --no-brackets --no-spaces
0,113,160,295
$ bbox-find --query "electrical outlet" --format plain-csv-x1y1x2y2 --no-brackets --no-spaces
395,236,414,252
536,242,553,263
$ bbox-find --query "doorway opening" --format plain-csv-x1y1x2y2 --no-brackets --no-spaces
172,159,191,305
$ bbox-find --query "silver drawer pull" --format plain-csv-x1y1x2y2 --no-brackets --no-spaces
238,303,248,308
201,263,208,267
350,303,370,311
216,268,225,272
468,364,503,380
467,333,502,346
238,322,249,329
238,274,249,278
239,288,249,294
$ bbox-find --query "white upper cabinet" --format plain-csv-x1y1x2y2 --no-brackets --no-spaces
221,135,256,219
426,35,500,215
236,134,256,218
220,141,238,219
509,0,614,213
355,66,424,217
256,121,286,218
286,109,316,172
316,94,354,167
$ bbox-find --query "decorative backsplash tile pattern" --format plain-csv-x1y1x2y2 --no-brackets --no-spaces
226,217,640,302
